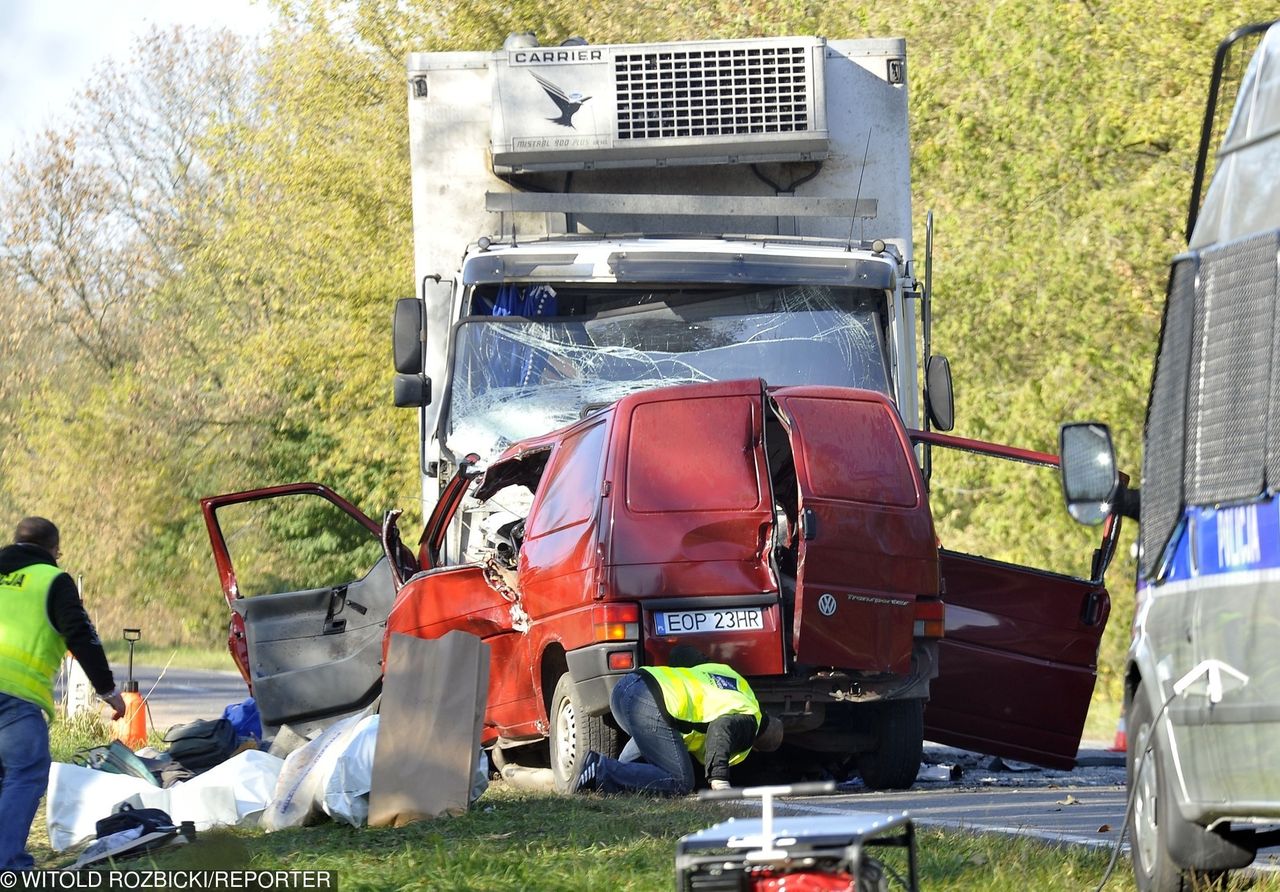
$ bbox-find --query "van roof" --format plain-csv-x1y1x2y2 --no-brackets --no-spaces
1191,21,1280,249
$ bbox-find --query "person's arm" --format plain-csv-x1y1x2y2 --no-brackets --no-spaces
48,576,125,719
702,713,758,784
47,574,116,695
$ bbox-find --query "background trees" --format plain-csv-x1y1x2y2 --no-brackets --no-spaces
1,0,1272,699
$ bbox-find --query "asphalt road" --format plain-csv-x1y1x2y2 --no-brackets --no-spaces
111,664,249,732
768,743,1280,879
778,776,1130,853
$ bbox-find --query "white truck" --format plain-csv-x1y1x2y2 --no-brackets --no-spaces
392,34,954,504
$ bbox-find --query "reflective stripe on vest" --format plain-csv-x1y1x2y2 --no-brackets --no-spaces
0,562,67,716
640,663,762,765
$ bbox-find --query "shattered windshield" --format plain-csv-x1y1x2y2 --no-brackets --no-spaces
444,284,891,460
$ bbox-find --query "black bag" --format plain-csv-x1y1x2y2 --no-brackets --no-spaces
163,718,238,772
76,804,195,870
95,803,177,839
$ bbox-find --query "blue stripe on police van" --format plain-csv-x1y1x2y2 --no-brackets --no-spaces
1158,495,1280,584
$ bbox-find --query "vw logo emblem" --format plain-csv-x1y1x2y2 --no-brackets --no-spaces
818,593,838,616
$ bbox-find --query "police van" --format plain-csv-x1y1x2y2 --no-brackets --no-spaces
1060,19,1280,892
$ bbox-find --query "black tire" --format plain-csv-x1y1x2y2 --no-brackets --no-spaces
549,673,622,794
857,699,923,791
1128,684,1244,892
1129,685,1189,892
857,857,890,892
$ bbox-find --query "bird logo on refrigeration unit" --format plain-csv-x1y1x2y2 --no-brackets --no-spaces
531,71,591,127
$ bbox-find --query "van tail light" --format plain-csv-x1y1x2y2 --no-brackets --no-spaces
608,651,635,671
593,602,640,642
913,598,945,638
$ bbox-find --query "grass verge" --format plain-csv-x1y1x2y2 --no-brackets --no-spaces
29,716,1270,891
32,783,1153,892
102,641,236,672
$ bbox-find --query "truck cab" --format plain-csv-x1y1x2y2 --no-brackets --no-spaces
393,35,934,494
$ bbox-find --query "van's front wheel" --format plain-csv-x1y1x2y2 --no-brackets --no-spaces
550,673,622,794
1130,684,1187,892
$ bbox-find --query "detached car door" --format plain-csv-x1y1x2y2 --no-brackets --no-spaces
202,483,395,733
914,432,1116,768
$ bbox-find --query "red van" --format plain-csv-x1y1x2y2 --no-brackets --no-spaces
204,379,1115,792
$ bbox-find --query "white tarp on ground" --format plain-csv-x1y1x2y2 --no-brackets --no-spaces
46,750,285,851
264,709,489,831
261,712,374,832
264,709,484,830
322,715,379,827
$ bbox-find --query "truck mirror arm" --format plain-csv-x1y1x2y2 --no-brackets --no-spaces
1118,483,1140,522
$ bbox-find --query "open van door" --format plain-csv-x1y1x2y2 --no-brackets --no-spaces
771,387,939,674
913,432,1116,768
202,483,395,734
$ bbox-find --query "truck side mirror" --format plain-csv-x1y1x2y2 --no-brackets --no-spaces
393,298,425,374
394,373,432,408
1058,422,1119,526
925,354,954,432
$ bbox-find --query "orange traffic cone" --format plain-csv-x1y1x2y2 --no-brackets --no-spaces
1108,715,1128,753
111,628,150,749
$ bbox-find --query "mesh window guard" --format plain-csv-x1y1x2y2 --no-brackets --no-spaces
1184,232,1277,506
1140,258,1195,579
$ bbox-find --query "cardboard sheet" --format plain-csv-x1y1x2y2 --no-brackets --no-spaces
368,631,490,827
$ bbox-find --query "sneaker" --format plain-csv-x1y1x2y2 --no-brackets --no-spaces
574,750,602,793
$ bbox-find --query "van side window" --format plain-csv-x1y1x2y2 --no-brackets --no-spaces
525,422,607,538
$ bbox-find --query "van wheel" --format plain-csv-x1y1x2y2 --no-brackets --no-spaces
857,699,923,791
1129,683,1244,892
550,673,621,794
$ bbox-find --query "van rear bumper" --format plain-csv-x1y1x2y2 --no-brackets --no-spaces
749,639,938,706
567,642,639,715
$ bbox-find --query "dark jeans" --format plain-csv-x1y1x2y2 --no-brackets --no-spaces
595,672,695,795
0,692,49,870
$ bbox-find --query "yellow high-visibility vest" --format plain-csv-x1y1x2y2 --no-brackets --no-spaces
0,562,67,716
640,663,761,765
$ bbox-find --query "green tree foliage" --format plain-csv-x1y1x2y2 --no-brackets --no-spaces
2,1,1274,705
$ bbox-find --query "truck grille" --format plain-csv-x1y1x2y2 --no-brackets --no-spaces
614,44,812,140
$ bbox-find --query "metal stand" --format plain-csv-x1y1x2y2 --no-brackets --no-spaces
677,781,918,891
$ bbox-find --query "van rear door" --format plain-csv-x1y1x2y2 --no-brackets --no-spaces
609,378,785,675
771,387,939,673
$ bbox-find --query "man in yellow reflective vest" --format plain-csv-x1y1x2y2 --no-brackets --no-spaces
1,517,125,870
575,647,783,795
